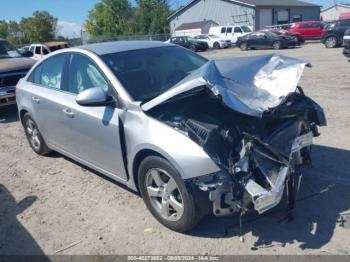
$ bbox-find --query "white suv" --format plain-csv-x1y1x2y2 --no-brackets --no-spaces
209,25,252,44
194,35,230,49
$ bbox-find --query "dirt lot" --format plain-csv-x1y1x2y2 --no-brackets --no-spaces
1,43,350,255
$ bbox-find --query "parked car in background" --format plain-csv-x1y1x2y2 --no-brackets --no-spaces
16,41,325,232
321,19,350,48
209,25,252,44
29,41,69,60
287,21,325,41
167,36,208,52
237,31,297,51
194,34,230,49
18,45,31,55
260,28,304,45
343,28,350,58
264,24,292,30
0,39,35,108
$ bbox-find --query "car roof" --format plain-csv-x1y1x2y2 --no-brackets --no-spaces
79,40,174,55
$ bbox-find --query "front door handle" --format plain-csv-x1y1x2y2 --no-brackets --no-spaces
32,96,40,103
62,108,74,118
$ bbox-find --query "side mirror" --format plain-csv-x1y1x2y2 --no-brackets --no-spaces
76,87,113,107
22,51,33,57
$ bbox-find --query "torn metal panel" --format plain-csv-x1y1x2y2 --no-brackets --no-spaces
142,54,309,117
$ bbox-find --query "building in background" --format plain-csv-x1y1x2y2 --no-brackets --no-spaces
173,20,219,36
321,3,350,21
169,0,321,33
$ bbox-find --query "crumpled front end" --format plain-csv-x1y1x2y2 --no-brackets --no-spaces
192,117,318,216
145,54,326,217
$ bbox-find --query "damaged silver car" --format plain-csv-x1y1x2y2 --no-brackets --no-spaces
16,41,326,232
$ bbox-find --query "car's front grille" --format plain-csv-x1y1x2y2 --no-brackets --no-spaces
0,71,27,88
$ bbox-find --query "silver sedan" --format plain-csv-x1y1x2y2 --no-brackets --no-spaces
16,41,326,232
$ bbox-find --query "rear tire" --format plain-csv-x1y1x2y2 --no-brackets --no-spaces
325,36,338,48
23,113,50,155
240,43,248,51
138,156,202,232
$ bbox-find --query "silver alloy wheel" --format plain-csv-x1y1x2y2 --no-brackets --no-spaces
26,118,41,151
273,41,281,50
145,168,184,221
240,43,247,51
326,36,337,48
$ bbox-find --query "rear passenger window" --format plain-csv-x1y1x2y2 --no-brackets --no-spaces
40,55,65,89
226,27,233,33
221,27,226,33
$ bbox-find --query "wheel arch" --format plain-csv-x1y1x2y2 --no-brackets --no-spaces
19,109,28,125
132,149,166,192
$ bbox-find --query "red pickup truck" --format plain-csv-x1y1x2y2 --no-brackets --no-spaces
287,21,326,40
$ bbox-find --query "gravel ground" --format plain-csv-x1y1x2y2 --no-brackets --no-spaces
0,43,350,255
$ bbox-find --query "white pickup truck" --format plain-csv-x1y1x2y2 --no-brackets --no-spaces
29,41,69,60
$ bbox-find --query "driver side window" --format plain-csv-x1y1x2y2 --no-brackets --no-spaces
67,53,109,94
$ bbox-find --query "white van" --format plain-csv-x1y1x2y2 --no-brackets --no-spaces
209,25,252,44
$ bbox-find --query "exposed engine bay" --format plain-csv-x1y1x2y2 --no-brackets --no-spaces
147,85,326,217
143,54,326,219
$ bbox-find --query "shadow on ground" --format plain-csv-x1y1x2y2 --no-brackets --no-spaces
189,145,350,252
0,185,49,259
0,106,19,124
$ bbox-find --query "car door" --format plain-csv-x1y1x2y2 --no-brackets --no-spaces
58,53,128,180
249,32,266,48
338,20,350,40
299,23,312,38
233,26,244,43
309,22,322,38
26,54,69,146
33,46,42,60
220,27,227,39
225,27,234,42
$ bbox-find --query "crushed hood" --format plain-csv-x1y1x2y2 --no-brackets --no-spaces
142,54,310,117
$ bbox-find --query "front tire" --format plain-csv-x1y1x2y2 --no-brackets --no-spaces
325,36,338,48
23,113,50,155
213,42,220,49
138,156,202,232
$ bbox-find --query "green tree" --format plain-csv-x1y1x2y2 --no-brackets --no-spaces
20,11,57,43
86,0,134,36
0,20,9,39
136,0,171,35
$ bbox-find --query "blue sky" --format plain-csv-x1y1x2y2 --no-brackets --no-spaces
0,0,339,37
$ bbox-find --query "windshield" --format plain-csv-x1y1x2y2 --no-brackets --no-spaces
0,40,22,58
102,46,208,102
241,26,252,33
266,31,278,37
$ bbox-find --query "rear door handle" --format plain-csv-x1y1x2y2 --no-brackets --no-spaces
32,96,40,103
62,108,74,118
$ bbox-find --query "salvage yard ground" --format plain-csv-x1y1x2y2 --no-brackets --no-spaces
1,43,350,255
